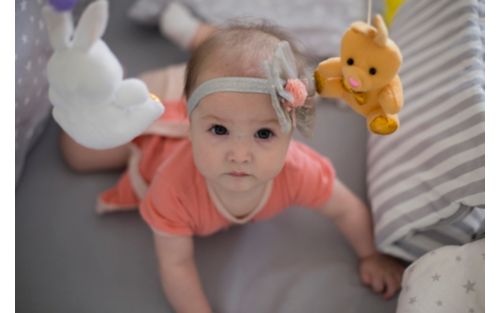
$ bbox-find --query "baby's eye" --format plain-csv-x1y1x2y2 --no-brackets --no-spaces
255,128,274,140
209,124,228,136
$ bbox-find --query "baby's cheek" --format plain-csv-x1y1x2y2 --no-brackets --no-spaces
260,150,288,177
192,142,211,169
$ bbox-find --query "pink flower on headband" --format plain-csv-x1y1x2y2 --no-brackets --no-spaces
285,79,308,108
284,79,307,127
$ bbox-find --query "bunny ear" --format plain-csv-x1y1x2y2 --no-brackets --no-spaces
42,5,73,50
73,0,109,51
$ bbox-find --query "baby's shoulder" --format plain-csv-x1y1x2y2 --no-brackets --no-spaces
154,160,199,189
284,140,326,169
149,147,202,197
147,165,206,215
275,141,335,208
278,140,335,186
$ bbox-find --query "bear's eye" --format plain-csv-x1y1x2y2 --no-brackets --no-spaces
369,67,377,75
347,58,354,65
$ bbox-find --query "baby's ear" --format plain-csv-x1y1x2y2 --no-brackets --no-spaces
42,4,73,50
73,0,109,51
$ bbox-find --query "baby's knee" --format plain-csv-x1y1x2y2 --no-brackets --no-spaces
59,133,93,173
59,132,130,173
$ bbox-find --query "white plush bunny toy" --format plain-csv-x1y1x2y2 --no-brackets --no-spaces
43,0,164,149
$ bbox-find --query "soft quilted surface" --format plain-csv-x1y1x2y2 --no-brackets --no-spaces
16,102,393,313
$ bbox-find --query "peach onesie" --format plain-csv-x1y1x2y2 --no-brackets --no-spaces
98,99,335,236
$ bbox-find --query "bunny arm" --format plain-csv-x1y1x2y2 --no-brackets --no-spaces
378,76,404,115
113,79,151,109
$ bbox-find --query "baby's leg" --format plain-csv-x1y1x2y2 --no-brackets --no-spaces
60,131,131,173
139,63,187,101
159,2,217,51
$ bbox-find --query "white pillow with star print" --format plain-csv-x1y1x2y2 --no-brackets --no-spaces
396,239,484,313
16,0,53,184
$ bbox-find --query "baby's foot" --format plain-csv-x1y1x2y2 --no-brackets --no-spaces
128,0,167,26
159,2,200,50
369,115,399,135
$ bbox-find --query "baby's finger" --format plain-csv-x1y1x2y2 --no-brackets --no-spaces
371,276,385,293
360,271,372,285
383,275,400,299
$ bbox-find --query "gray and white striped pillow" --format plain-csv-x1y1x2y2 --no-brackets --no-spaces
367,0,485,261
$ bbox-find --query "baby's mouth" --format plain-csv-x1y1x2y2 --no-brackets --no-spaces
228,171,249,177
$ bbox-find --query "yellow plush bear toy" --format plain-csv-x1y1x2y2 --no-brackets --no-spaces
315,14,403,135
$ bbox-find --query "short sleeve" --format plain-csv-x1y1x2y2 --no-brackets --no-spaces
285,141,336,209
139,179,194,236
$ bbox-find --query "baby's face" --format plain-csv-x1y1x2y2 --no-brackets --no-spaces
190,91,292,193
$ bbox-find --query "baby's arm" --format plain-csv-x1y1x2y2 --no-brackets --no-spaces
153,232,213,313
319,179,404,299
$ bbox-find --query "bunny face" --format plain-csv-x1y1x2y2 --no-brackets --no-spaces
47,40,123,104
340,19,401,93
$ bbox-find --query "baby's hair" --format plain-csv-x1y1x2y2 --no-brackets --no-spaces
184,21,316,137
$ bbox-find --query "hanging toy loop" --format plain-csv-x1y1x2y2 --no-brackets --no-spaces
367,0,372,24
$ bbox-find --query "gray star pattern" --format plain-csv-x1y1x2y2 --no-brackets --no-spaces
463,280,476,293
432,273,441,282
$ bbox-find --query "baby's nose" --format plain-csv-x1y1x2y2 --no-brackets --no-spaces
228,137,252,163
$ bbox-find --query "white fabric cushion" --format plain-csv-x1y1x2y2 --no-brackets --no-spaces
396,239,484,313
367,0,485,261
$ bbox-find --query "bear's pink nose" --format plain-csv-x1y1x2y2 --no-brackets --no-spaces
348,77,361,88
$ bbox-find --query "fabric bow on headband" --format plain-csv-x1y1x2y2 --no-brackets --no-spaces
187,41,309,133
263,41,309,132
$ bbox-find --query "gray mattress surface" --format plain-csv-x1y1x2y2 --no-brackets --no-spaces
16,1,398,312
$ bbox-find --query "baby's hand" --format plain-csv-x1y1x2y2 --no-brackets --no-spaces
358,252,405,300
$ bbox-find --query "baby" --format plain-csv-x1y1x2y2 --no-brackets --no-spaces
61,24,404,313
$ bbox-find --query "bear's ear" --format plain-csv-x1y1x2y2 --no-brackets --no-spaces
350,21,377,38
373,15,389,47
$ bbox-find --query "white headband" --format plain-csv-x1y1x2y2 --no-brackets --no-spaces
186,41,309,133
